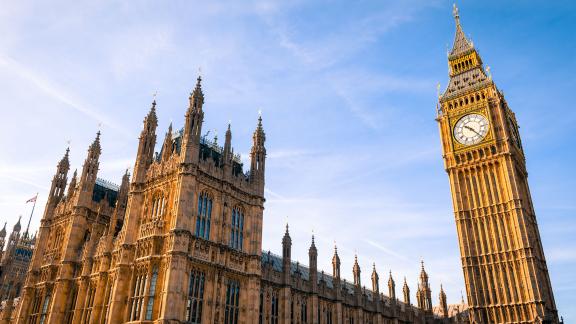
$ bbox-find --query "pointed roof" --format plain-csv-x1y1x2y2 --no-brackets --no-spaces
282,223,291,245
58,147,70,169
449,4,474,58
353,254,360,272
388,270,395,285
371,263,378,279
0,222,6,237
190,76,205,109
13,215,22,232
89,131,102,155
332,244,340,265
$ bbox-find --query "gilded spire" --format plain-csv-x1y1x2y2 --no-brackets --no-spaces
449,3,474,58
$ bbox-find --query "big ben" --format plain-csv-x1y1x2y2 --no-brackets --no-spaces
437,5,559,324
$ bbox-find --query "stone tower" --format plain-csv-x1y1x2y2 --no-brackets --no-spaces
437,5,558,323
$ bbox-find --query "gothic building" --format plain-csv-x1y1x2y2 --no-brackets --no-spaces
0,218,35,304
437,5,559,324
1,75,467,324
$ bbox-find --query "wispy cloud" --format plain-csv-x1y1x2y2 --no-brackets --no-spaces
0,54,128,136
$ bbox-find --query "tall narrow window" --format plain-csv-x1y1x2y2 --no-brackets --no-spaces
301,298,307,323
38,293,51,324
258,289,264,324
28,291,43,323
271,292,279,324
82,286,96,324
130,272,147,321
186,270,205,323
195,193,212,240
145,267,159,320
229,207,244,250
224,280,240,324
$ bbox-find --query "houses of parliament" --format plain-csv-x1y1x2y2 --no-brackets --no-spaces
0,5,561,324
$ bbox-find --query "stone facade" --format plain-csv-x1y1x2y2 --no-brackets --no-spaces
436,5,559,324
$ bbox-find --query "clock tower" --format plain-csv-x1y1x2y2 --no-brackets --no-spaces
437,5,559,323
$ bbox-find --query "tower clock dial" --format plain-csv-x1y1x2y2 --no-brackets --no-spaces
453,113,489,146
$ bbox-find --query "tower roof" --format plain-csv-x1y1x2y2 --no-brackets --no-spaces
449,4,474,58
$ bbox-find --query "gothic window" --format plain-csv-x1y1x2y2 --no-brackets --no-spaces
102,280,114,323
301,298,308,323
81,284,96,324
145,266,159,320
195,192,213,240
224,280,240,324
130,271,148,321
271,291,279,324
259,289,264,324
150,193,166,220
28,291,42,323
38,293,51,324
229,207,244,250
326,304,333,324
186,270,205,323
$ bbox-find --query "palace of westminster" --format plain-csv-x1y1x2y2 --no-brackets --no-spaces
0,6,562,324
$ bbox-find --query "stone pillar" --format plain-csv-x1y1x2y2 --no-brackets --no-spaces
158,253,187,322
89,273,108,324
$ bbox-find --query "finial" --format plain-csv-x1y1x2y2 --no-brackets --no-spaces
198,67,202,79
285,223,289,234
486,65,492,79
373,263,376,271
152,91,158,104
436,82,441,98
452,3,460,22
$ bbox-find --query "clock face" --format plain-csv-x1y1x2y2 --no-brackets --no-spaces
453,113,490,146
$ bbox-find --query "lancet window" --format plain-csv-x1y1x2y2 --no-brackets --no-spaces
229,206,244,250
224,280,240,324
186,270,205,323
145,266,159,320
195,192,212,240
130,269,148,321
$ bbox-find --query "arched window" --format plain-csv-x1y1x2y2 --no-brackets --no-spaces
150,193,166,220
130,271,147,321
271,291,279,324
224,280,240,324
230,207,244,250
186,270,205,323
195,193,213,240
38,293,51,324
301,298,308,323
145,266,159,320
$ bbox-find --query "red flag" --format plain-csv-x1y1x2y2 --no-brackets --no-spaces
26,195,37,203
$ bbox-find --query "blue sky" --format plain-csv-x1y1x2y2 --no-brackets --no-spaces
1,0,575,320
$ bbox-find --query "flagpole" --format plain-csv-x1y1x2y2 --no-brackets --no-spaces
25,193,37,238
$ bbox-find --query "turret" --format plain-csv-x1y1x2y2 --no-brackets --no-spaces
13,216,21,233
282,224,291,283
371,263,379,295
388,271,396,301
48,147,70,207
78,132,101,204
417,261,432,312
332,245,341,280
353,254,361,287
0,222,6,251
250,115,266,194
134,101,158,183
403,277,410,305
182,76,204,164
223,123,232,164
67,169,78,198
439,284,448,318
309,235,318,291
161,123,173,161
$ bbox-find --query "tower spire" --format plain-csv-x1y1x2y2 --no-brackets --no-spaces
250,114,266,193
78,132,101,204
182,75,205,164
133,100,158,183
449,3,473,58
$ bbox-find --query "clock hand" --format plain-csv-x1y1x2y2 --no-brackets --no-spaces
464,125,482,137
